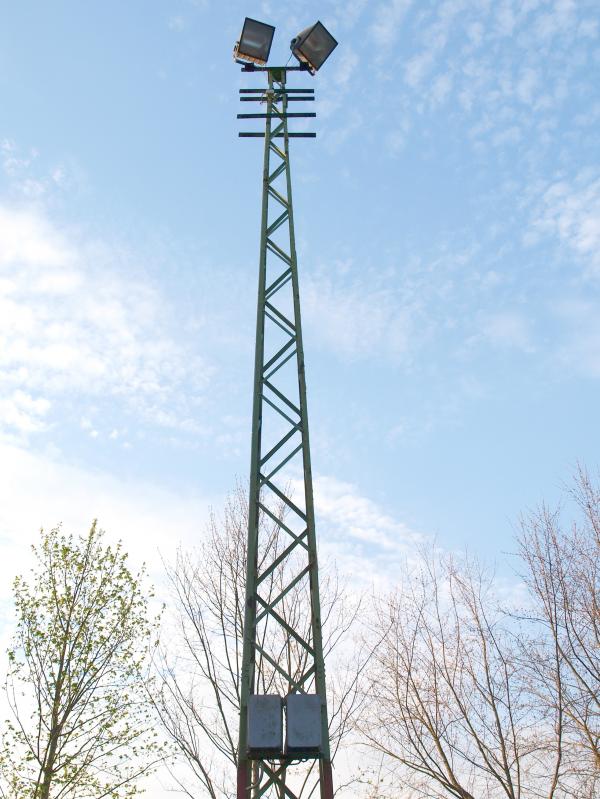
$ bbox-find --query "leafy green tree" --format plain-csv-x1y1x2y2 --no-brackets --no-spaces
1,522,165,799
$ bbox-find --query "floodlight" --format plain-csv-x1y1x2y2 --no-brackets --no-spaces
290,21,338,74
234,17,275,66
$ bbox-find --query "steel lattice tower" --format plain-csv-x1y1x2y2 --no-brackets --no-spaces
236,67,334,799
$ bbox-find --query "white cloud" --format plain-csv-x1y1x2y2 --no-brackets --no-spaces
331,0,369,31
0,204,210,436
0,391,51,433
315,474,420,550
370,0,413,49
333,48,358,88
481,311,534,352
370,0,599,157
405,50,435,88
316,50,359,122
303,268,421,362
303,1,598,154
0,205,72,266
386,123,410,154
1,140,38,179
309,474,425,592
402,0,465,92
535,0,576,40
495,1,516,37
553,299,600,378
515,66,539,104
322,108,364,150
0,441,212,617
429,72,453,106
528,173,600,276
168,15,186,32
1,139,68,198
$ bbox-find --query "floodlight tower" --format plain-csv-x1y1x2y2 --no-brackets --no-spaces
234,17,338,799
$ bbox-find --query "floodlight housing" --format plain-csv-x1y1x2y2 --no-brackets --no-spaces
290,21,338,74
234,17,275,66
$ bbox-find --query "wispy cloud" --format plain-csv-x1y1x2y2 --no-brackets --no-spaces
553,299,600,378
0,439,212,624
535,0,577,40
315,474,421,551
403,0,466,90
360,0,599,163
302,266,420,362
0,203,211,437
527,171,600,276
331,0,369,32
295,473,425,590
0,391,51,433
370,0,413,50
167,15,186,32
1,139,68,198
480,311,535,353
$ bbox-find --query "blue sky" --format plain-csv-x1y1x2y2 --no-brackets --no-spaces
1,0,600,574
1,0,600,780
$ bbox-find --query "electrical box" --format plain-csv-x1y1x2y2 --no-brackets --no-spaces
285,693,322,756
247,695,283,758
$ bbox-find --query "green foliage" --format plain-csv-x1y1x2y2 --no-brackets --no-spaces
1,522,166,799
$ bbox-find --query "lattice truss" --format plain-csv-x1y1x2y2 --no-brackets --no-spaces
237,72,332,799
244,77,326,702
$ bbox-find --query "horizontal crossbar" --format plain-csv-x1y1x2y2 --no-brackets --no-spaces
239,96,315,102
237,113,317,119
239,133,316,138
239,96,314,103
239,88,315,94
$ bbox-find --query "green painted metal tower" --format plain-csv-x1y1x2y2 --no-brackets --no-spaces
236,67,334,799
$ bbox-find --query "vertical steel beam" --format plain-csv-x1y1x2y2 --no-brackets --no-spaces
238,69,274,799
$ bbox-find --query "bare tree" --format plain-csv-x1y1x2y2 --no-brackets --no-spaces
518,466,600,797
361,549,564,799
152,484,364,798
